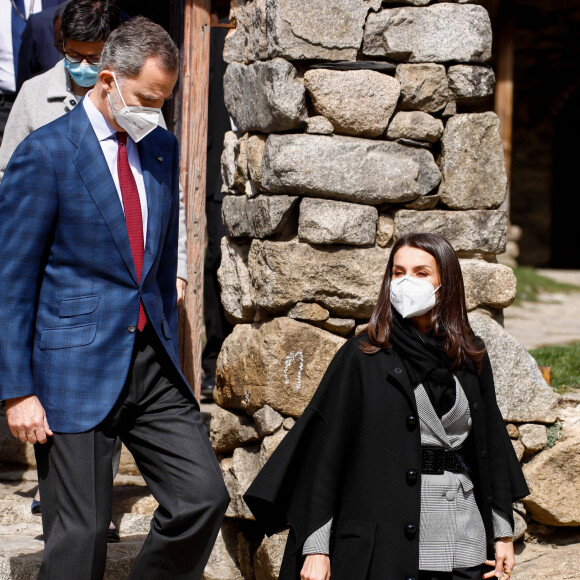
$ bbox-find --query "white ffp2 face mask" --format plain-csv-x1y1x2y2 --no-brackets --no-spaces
390,275,440,319
109,72,161,142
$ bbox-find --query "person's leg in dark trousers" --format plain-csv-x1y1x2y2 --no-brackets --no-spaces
419,566,484,580
115,325,229,579
35,427,117,579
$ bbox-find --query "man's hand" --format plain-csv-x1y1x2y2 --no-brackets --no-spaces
300,554,331,580
176,277,187,305
5,395,53,444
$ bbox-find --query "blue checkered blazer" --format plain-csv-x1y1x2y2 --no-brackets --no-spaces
0,102,191,432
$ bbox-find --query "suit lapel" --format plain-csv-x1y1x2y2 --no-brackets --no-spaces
69,104,138,284
139,134,167,283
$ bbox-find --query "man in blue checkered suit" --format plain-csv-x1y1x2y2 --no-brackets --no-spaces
0,16,228,580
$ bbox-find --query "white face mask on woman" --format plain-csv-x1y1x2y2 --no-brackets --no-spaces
109,72,161,142
390,275,440,319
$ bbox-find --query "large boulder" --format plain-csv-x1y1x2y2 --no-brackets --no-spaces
395,64,449,113
461,261,516,310
215,317,346,417
439,113,507,210
299,198,378,246
261,134,441,205
218,238,255,324
304,69,400,137
363,4,493,63
223,59,307,133
266,0,370,61
468,310,559,424
222,194,299,239
248,240,390,318
522,430,580,526
394,209,507,255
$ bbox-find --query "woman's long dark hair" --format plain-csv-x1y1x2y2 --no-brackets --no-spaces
361,233,486,371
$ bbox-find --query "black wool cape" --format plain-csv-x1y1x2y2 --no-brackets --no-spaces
244,334,529,580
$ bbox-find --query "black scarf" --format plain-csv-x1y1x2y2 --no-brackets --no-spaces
390,312,457,418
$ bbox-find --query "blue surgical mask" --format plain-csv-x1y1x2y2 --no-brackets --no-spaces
64,59,99,88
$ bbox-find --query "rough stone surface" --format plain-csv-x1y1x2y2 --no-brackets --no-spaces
507,424,519,439
223,59,307,133
448,65,495,102
394,209,507,255
215,318,346,417
222,446,261,519
248,240,390,318
210,408,260,454
254,530,289,580
223,0,269,64
221,131,240,193
299,198,378,246
468,310,559,424
523,431,580,526
376,215,395,248
439,113,507,210
512,439,524,462
387,111,444,142
218,238,255,324
287,302,330,322
363,4,493,63
260,430,287,466
283,417,296,430
519,423,548,456
202,526,244,580
323,318,356,336
305,116,334,135
514,542,580,580
261,134,441,205
461,261,516,310
266,0,370,61
246,134,268,190
222,194,299,239
513,511,527,541
404,194,440,210
253,405,284,437
395,64,449,113
304,69,400,137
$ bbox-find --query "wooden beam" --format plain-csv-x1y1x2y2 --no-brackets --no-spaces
175,0,211,401
494,0,515,215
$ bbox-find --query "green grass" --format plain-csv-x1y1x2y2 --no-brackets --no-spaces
513,267,580,305
529,342,580,394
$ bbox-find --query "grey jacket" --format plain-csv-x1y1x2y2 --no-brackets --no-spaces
303,378,513,571
0,60,188,281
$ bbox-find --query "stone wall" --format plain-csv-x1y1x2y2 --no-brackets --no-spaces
206,1,562,577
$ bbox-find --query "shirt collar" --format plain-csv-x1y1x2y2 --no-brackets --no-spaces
82,90,118,143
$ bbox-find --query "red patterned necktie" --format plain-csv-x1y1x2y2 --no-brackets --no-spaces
117,132,147,331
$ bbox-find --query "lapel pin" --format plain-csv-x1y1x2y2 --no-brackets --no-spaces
157,156,163,162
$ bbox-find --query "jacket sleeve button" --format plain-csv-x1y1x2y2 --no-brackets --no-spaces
473,402,479,412
406,577,416,580
128,324,136,333
69,99,77,106
394,367,403,374
487,496,494,505
481,450,488,459
406,469,418,484
406,415,417,429
405,523,417,536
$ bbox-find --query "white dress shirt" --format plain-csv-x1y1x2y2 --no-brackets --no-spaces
0,0,43,93
83,93,148,243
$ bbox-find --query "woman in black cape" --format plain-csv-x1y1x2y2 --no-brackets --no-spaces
244,233,529,580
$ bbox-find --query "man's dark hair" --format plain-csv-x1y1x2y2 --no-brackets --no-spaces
100,16,179,78
61,0,121,43
54,1,72,25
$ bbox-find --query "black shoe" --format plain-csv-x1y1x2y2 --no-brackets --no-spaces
201,374,215,400
107,525,120,543
31,498,42,516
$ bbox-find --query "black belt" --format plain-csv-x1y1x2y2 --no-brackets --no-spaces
421,447,467,475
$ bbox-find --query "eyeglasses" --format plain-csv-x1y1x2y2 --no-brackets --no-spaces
63,51,101,66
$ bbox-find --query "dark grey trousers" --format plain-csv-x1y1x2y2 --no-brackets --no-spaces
419,565,484,580
34,324,230,580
